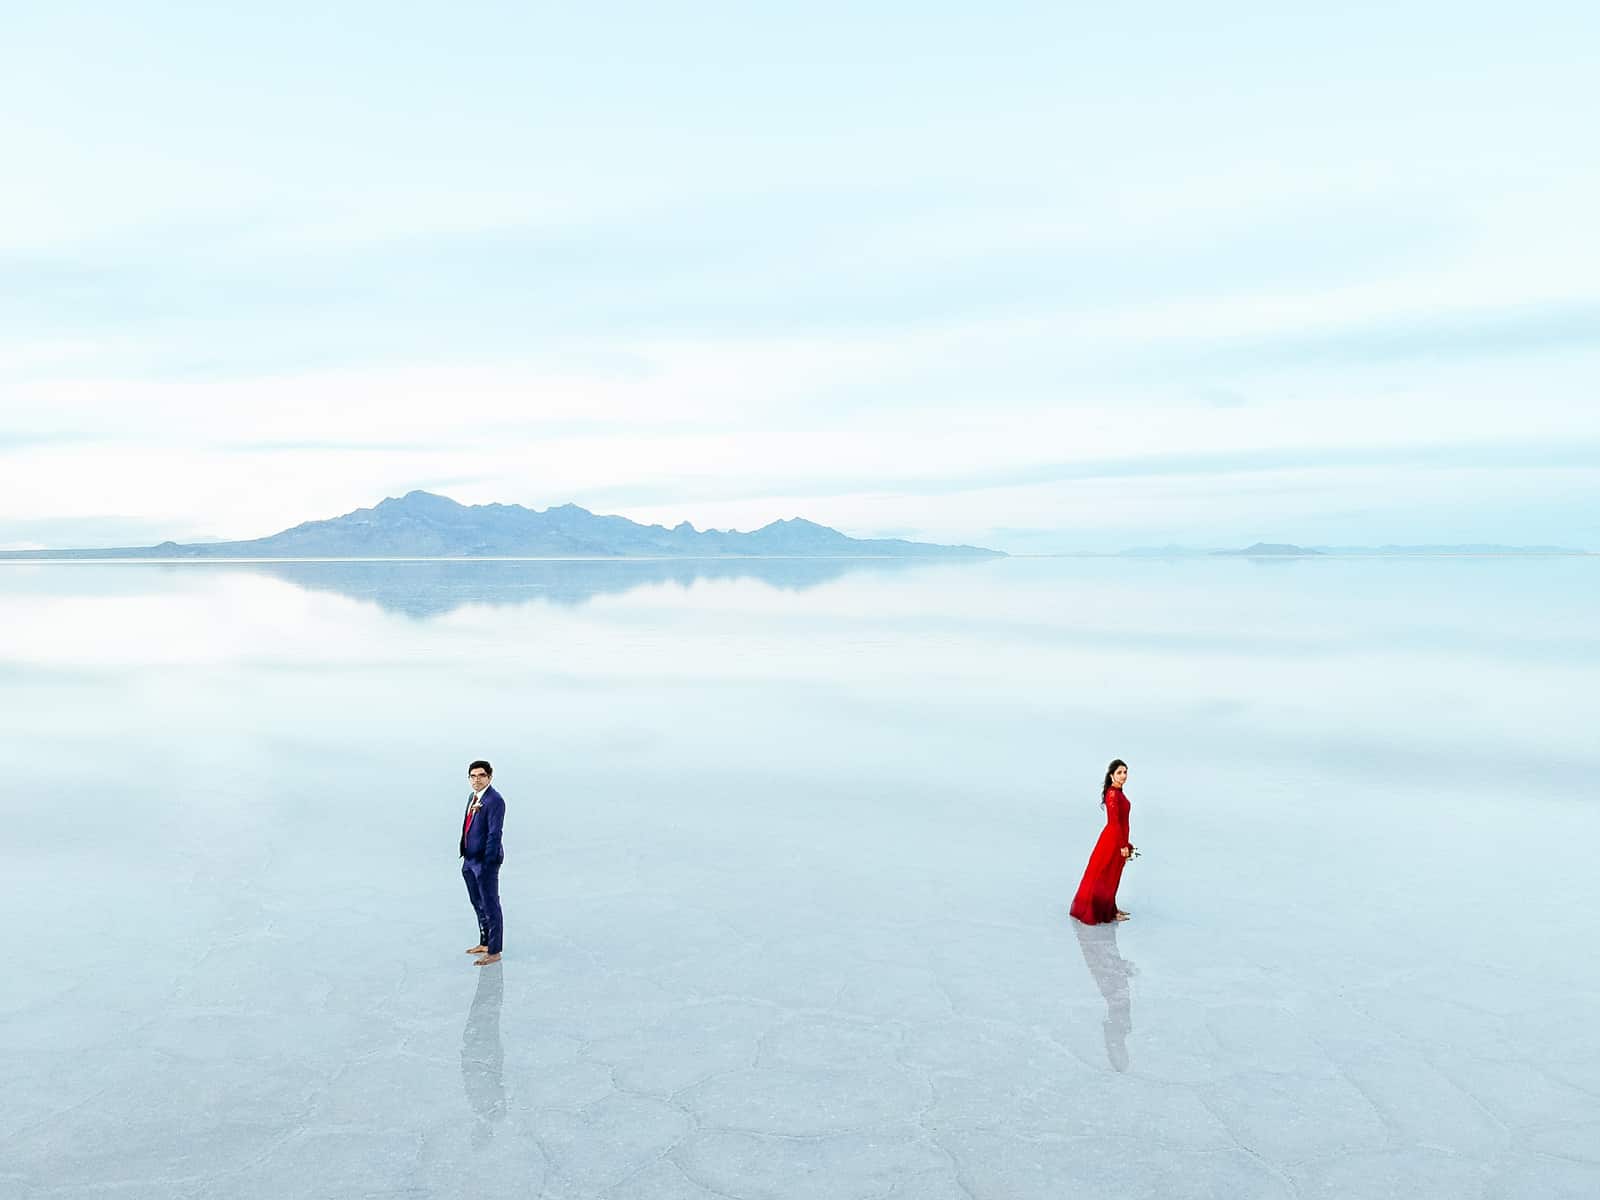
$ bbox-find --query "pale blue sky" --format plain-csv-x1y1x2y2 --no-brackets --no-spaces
3,1,1597,550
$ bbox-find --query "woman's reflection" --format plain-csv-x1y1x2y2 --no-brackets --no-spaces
1072,921,1136,1071
461,965,506,1146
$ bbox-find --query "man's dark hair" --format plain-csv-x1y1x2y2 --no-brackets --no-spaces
468,760,493,777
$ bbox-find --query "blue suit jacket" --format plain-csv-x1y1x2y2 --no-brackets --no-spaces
459,786,505,864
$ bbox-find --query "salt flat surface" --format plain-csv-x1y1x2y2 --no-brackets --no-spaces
1,556,1597,1199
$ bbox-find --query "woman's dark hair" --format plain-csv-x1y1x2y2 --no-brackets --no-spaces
468,759,493,777
1101,758,1127,806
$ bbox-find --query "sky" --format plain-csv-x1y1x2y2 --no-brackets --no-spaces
3,1,1598,552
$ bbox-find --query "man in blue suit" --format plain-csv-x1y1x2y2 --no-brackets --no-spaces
460,759,506,966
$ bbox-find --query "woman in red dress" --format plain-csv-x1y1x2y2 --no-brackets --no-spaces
1070,759,1136,924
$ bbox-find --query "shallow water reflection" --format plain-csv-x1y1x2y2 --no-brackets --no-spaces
2,556,1598,1198
1073,921,1136,1072
461,967,506,1150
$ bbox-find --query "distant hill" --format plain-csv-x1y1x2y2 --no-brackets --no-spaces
1312,544,1590,556
0,491,1004,560
1116,542,1590,557
1211,542,1324,557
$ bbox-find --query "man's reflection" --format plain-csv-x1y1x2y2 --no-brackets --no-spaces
461,965,506,1146
1072,921,1135,1071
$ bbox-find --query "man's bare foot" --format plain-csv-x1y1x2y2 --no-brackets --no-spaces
1114,911,1132,921
474,953,502,966
465,945,488,955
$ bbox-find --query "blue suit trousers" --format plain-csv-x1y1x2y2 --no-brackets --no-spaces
462,859,503,955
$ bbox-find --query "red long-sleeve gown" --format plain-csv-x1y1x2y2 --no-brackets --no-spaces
1070,787,1131,925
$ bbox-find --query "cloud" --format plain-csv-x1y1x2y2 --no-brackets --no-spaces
570,439,1600,509
0,430,105,450
1190,300,1600,369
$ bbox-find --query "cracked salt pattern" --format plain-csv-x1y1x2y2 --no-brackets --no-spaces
1,556,1597,1199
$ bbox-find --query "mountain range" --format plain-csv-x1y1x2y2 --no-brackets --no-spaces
0,491,1002,559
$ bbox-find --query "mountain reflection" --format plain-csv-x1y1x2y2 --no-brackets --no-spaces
221,556,981,618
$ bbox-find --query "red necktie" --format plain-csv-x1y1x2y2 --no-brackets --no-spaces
463,797,477,839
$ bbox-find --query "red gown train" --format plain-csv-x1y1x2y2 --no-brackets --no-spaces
1070,786,1131,925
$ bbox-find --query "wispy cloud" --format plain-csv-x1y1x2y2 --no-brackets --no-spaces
0,430,106,449
1189,300,1600,368
575,439,1600,507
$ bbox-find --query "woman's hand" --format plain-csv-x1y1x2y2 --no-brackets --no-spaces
1121,846,1132,859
